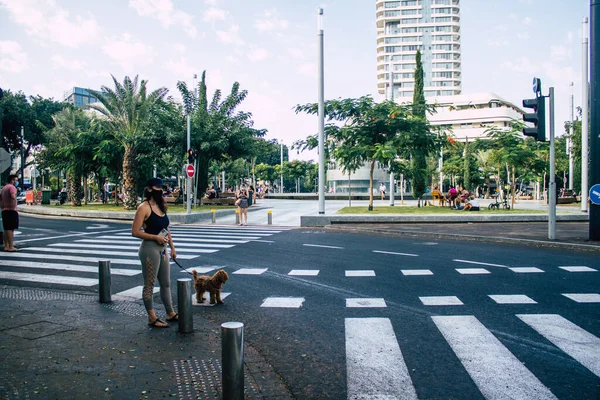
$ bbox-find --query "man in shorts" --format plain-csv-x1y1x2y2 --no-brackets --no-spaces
1,175,19,252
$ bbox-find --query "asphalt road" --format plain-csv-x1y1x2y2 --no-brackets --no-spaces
4,216,600,399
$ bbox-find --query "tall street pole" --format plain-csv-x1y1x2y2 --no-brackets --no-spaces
317,8,325,214
186,110,191,215
590,0,600,240
20,126,24,188
569,82,575,190
389,62,395,206
280,141,284,193
582,17,590,213
549,87,557,240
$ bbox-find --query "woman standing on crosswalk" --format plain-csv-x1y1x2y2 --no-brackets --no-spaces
132,178,178,328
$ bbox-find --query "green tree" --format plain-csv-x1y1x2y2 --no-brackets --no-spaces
411,50,428,203
296,96,435,210
89,75,168,209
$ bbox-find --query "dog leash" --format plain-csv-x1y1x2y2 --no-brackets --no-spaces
172,258,194,276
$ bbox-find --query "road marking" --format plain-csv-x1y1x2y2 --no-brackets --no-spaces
193,292,231,306
86,224,109,230
559,266,597,272
22,247,205,257
510,267,545,273
170,229,274,236
372,250,419,257
0,251,140,265
303,244,344,249
456,268,491,275
453,259,509,268
488,295,537,304
116,232,262,240
432,315,557,400
16,228,130,243
249,240,275,243
517,314,600,378
75,239,234,248
0,271,98,286
0,260,139,276
182,267,219,274
96,236,249,244
345,318,417,400
346,298,387,308
401,269,433,276
562,293,600,303
48,243,218,253
233,268,267,275
419,296,463,306
345,270,376,277
288,270,319,276
260,297,305,308
113,286,159,301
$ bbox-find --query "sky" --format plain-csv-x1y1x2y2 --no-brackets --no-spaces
0,0,590,161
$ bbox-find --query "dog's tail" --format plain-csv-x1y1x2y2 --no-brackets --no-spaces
192,269,198,279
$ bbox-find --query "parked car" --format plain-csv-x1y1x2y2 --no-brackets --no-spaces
16,191,26,204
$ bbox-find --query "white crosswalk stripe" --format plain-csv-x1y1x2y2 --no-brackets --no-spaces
0,225,283,289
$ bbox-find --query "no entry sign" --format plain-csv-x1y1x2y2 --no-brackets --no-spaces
185,164,195,178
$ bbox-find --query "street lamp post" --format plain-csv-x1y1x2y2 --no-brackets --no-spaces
317,7,325,214
280,141,284,194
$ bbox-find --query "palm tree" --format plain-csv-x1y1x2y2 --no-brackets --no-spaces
89,75,168,209
475,149,493,198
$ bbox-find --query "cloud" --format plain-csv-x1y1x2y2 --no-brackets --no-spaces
247,48,269,63
102,33,156,71
164,57,197,79
226,55,240,64
494,24,508,31
255,8,289,32
216,25,244,45
551,45,572,61
517,32,530,40
128,0,197,38
0,40,29,73
522,17,532,25
203,7,227,23
567,31,574,44
486,39,509,47
174,43,187,53
0,0,100,48
502,57,537,75
297,63,317,76
51,54,86,71
205,0,217,4
288,48,303,58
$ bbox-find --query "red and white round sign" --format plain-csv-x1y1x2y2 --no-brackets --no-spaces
185,164,195,178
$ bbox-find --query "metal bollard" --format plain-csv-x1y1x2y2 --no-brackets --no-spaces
221,322,244,400
212,209,216,224
267,210,272,225
235,209,240,225
177,278,193,334
99,260,111,303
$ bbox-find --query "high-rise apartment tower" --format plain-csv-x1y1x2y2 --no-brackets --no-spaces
376,0,462,100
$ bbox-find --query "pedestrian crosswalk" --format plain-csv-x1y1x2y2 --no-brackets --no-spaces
346,314,600,399
0,225,287,290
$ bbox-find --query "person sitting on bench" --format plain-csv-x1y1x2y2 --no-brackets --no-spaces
431,185,446,207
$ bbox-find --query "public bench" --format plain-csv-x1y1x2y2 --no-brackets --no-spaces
201,192,237,206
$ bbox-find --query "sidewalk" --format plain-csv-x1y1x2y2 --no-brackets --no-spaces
0,286,292,399
326,221,600,252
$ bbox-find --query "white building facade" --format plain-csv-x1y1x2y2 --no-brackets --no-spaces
376,0,462,100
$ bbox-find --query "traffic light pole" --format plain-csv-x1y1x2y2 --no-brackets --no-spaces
590,0,600,240
548,88,556,240
186,114,191,216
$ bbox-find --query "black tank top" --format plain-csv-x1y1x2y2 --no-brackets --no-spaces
144,201,169,235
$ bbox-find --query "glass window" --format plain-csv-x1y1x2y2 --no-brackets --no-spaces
402,9,418,15
385,1,401,7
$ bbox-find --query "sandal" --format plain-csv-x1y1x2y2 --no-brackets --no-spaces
166,313,179,322
148,318,169,328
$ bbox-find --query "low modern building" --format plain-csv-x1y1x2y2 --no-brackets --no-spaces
326,92,523,193
64,87,99,108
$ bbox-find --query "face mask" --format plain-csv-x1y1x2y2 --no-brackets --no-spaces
14,181,18,187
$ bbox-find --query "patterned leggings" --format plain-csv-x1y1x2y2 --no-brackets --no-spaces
139,240,174,313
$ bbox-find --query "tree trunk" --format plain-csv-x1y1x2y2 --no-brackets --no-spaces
122,145,138,210
511,166,516,209
83,176,88,205
197,157,210,203
67,172,82,206
368,159,375,211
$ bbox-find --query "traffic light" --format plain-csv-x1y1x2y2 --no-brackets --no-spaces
187,148,195,164
522,94,546,142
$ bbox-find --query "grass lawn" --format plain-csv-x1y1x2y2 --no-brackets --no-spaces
46,203,236,213
337,206,547,215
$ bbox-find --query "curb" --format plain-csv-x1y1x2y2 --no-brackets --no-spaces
300,213,589,226
324,225,600,253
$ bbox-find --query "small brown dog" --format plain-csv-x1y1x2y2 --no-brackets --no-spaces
192,269,229,305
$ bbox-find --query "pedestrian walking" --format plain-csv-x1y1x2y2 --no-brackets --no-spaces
132,178,178,328
379,183,386,200
236,184,249,225
1,175,20,252
103,178,110,204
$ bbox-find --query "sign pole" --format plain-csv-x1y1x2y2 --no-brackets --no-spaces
549,87,556,240
589,0,600,240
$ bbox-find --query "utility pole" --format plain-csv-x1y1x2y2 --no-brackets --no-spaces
389,62,395,206
280,141,284,194
582,17,590,213
569,82,574,190
590,0,600,240
317,7,325,214
549,87,557,240
186,100,191,215
20,126,24,188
